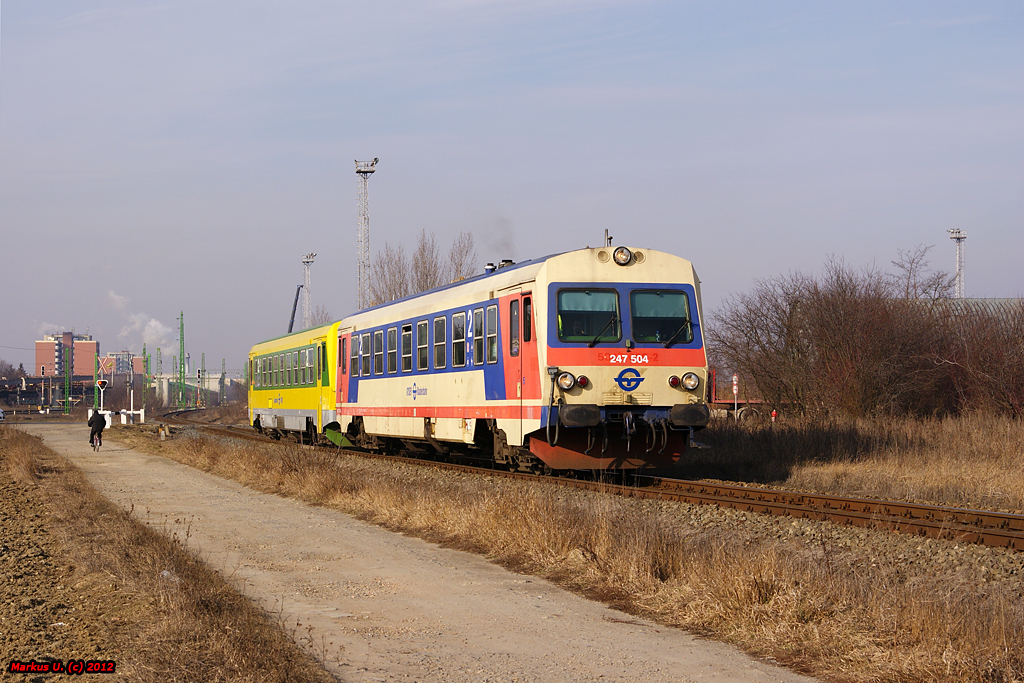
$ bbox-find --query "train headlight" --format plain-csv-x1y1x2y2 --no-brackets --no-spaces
557,372,576,390
668,375,680,388
612,246,632,266
682,373,700,390
576,375,589,388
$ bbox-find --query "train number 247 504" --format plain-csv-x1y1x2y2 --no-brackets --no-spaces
597,353,657,364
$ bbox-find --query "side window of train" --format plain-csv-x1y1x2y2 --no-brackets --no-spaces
509,300,520,357
350,335,359,377
387,327,397,373
360,333,371,378
433,316,446,369
306,349,313,384
452,313,466,367
486,305,498,363
417,320,429,371
340,338,347,376
401,325,412,372
374,330,384,375
473,308,484,365
321,341,329,386
299,350,306,384
523,296,533,343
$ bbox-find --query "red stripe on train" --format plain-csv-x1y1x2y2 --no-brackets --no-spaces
546,346,706,367
338,405,544,420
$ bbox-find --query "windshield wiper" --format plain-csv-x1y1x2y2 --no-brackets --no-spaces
663,319,692,348
587,314,618,348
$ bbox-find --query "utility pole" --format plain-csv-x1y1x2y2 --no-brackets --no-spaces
355,158,378,310
948,229,966,299
301,253,316,329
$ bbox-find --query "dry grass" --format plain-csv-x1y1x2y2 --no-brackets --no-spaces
687,413,1024,511
0,427,337,683
119,427,1024,683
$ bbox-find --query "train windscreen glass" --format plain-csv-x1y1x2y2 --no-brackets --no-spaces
557,289,620,343
630,290,692,346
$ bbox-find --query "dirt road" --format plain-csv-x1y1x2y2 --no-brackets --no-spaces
20,424,815,683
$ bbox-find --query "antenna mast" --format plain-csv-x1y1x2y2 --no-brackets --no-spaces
301,252,316,329
355,158,378,310
948,229,966,298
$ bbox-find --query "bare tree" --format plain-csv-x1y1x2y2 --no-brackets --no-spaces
411,229,446,293
372,230,479,304
711,252,966,417
370,242,410,305
310,304,333,326
0,358,14,379
448,231,478,282
889,245,954,301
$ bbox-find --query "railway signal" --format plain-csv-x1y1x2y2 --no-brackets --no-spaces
96,379,108,411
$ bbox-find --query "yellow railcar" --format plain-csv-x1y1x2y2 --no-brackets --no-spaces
247,321,342,443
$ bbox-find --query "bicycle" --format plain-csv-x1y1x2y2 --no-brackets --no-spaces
91,432,102,452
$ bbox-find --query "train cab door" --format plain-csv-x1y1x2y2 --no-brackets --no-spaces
501,288,526,445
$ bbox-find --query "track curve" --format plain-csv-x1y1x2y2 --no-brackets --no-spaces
158,409,1024,552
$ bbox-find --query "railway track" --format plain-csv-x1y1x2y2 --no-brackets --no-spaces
158,410,1024,552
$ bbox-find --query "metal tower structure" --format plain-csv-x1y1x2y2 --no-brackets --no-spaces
948,229,967,299
156,348,163,405
199,353,207,408
219,358,226,406
355,158,379,310
301,252,316,329
177,311,186,408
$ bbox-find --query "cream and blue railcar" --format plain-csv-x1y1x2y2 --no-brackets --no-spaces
247,321,341,443
335,245,709,471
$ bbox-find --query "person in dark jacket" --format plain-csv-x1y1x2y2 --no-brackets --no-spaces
88,410,106,447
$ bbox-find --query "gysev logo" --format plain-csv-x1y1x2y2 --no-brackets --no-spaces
614,368,645,392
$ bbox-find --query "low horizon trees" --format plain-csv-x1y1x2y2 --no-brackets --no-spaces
710,246,1024,418
370,230,478,305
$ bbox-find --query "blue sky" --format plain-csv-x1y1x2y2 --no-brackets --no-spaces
1,1,1021,373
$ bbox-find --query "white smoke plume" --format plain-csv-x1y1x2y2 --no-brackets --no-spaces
108,290,174,350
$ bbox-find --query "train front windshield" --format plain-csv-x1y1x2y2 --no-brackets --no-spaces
556,289,621,343
630,290,692,346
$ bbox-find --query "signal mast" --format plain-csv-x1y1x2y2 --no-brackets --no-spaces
355,158,378,310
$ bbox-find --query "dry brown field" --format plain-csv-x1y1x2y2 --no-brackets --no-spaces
0,427,335,682
103,412,1024,683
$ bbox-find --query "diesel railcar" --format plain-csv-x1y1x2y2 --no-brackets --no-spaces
248,245,710,471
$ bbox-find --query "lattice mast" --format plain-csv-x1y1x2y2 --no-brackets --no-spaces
219,358,226,406
355,158,378,310
177,311,186,408
948,229,967,299
301,253,316,329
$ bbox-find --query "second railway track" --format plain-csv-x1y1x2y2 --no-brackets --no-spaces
160,410,1024,553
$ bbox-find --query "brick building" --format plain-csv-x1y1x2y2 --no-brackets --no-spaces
34,333,99,378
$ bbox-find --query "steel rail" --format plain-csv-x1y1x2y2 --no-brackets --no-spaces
157,411,1024,552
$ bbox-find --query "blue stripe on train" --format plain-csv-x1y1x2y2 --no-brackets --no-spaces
345,300,507,404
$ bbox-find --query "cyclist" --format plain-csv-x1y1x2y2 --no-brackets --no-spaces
88,409,106,449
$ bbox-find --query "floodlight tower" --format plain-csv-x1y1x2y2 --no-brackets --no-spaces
355,158,379,310
948,229,967,299
301,253,316,329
